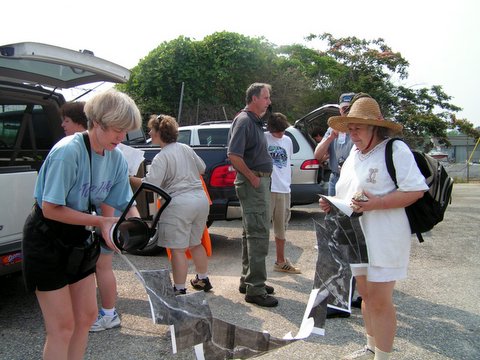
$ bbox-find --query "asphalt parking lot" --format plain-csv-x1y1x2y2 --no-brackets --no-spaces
1,183,479,359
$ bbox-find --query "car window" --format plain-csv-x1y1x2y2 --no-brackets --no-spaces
0,103,63,170
178,129,191,145
0,106,25,148
0,105,53,149
124,128,146,144
198,128,229,146
284,131,300,153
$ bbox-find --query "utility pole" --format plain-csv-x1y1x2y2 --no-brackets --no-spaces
222,106,228,121
177,82,184,124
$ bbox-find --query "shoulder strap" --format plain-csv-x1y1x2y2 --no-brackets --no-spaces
82,131,92,162
81,132,94,212
385,138,401,188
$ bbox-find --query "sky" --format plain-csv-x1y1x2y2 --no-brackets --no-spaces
2,0,479,126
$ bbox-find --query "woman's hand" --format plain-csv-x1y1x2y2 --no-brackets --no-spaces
350,190,384,213
99,216,120,252
318,197,331,213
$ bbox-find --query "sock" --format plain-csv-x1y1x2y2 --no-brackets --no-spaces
374,347,391,360
102,307,115,316
367,334,376,351
197,273,208,280
174,284,186,290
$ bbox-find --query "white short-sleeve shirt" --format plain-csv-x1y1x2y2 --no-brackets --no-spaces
335,139,429,268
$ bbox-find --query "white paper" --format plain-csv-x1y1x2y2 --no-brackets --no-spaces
299,288,326,336
320,195,354,216
117,143,145,176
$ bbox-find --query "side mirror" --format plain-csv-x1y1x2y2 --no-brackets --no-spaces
112,182,171,252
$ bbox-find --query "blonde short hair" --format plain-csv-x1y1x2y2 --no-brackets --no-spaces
84,89,142,131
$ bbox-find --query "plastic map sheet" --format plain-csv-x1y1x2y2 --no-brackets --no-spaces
117,197,367,359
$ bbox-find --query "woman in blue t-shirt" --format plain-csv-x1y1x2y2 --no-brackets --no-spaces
22,89,142,360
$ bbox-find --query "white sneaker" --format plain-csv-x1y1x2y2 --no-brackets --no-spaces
90,309,121,332
343,346,375,359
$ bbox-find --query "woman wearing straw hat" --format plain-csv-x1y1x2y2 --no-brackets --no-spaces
319,97,428,360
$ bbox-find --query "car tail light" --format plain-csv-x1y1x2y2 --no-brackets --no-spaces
300,159,320,170
210,165,237,187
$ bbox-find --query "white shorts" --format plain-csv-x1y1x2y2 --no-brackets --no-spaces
351,263,408,282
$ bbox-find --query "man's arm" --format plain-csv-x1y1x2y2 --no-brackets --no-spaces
314,131,337,161
228,153,260,188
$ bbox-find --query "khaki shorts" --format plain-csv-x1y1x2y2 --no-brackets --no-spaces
156,190,209,249
270,192,291,240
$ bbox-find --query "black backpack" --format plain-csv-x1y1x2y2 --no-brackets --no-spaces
385,138,454,242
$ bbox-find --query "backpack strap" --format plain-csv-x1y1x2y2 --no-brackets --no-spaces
385,138,400,188
385,137,425,243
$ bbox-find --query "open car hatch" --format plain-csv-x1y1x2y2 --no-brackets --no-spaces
0,42,130,88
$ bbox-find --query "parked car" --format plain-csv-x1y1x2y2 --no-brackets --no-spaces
0,42,131,275
292,103,341,182
177,120,328,206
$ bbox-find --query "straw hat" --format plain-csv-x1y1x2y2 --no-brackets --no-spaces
328,97,403,133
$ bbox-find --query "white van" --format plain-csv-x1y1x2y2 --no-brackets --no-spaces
0,42,130,276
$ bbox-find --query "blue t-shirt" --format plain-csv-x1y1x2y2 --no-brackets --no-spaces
34,132,132,213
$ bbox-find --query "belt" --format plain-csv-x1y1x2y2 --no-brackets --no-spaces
252,170,272,177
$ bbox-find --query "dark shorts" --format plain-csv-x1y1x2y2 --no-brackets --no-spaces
22,209,96,292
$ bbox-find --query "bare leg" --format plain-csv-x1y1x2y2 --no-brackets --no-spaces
36,274,97,360
275,237,286,264
366,281,396,353
355,275,374,337
170,248,188,285
189,243,208,274
36,287,75,360
95,253,117,309
68,274,98,360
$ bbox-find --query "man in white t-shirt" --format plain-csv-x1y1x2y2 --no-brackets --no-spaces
265,112,301,274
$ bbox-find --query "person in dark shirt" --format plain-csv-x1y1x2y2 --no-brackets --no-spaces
227,82,278,307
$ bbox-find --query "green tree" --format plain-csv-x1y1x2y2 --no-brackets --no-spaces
119,32,282,124
118,36,202,122
303,33,468,148
118,31,474,147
